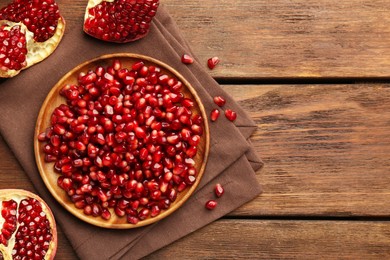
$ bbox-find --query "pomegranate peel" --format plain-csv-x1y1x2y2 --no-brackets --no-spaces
0,189,57,260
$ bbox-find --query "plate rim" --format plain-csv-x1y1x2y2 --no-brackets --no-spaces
34,53,210,229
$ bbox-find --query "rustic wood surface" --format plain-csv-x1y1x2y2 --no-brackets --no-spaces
1,0,390,259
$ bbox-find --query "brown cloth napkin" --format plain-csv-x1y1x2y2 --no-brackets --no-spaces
0,5,262,259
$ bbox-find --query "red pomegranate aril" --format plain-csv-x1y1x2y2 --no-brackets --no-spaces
213,96,226,107
177,182,187,192
205,200,217,210
150,205,161,217
215,183,225,198
114,207,126,217
101,209,111,220
181,54,194,64
127,215,139,224
185,175,196,186
189,135,201,146
210,109,220,122
186,146,197,158
138,208,150,220
225,109,237,122
207,57,220,70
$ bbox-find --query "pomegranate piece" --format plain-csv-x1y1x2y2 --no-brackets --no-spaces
213,96,226,107
224,109,237,122
39,59,205,224
0,0,65,78
214,183,224,198
210,109,220,122
205,200,217,210
181,54,194,65
0,189,57,260
83,0,160,43
207,57,220,70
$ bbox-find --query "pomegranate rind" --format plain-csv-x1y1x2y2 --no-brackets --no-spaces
0,189,57,260
0,17,65,78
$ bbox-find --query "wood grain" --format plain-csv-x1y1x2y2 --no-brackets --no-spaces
144,219,390,259
227,84,390,217
2,0,390,79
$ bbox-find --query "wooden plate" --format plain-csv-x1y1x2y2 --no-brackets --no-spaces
34,53,210,229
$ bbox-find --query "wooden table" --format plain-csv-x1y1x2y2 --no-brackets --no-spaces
2,0,390,258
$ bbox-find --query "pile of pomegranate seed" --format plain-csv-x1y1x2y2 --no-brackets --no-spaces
12,198,54,259
0,24,27,71
39,59,205,224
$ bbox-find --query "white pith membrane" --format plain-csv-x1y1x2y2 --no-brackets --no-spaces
0,190,57,260
0,17,65,78
84,0,114,22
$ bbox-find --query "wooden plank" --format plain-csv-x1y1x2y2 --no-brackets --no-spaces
2,0,390,79
227,84,390,217
144,219,390,259
2,84,390,217
164,0,390,79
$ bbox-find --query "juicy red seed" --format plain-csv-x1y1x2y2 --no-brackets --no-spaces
225,109,237,121
138,208,150,220
127,215,139,224
14,198,53,258
189,135,200,146
215,183,225,198
150,205,161,217
181,54,194,64
0,25,28,70
207,57,220,70
205,200,217,210
210,109,220,122
213,96,226,107
101,209,111,220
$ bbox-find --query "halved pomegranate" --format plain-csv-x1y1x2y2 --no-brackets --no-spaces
0,0,65,78
83,0,159,43
0,189,57,260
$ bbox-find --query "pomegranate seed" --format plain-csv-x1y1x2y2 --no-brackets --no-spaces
127,215,139,224
215,183,225,198
205,200,217,210
213,96,226,107
210,109,220,122
138,208,150,220
181,54,194,64
225,109,237,121
207,57,220,70
101,209,111,220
